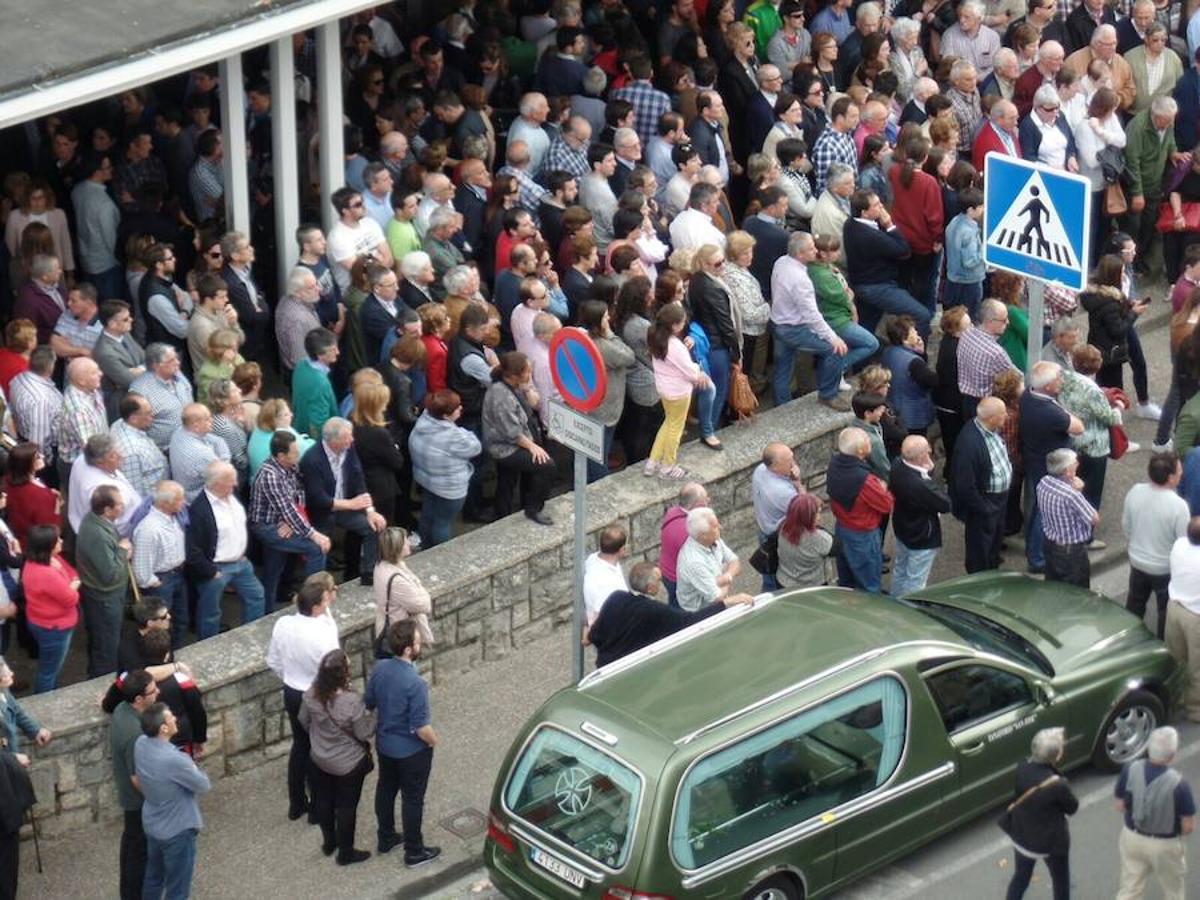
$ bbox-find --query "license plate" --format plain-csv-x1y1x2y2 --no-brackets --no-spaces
530,846,587,888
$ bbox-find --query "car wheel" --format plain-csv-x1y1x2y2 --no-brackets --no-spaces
1092,689,1165,772
744,874,802,900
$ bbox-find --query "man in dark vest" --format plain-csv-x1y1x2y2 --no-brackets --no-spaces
137,244,192,374
447,304,498,522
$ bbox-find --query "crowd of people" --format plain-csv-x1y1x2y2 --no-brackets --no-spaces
5,0,1200,893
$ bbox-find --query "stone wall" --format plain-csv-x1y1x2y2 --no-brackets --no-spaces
16,395,847,837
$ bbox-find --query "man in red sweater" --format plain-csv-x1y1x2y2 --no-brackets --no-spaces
827,427,894,593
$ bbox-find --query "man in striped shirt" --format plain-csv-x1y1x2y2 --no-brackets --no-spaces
249,431,331,607
8,346,62,477
131,481,189,646
1037,448,1099,589
956,299,1018,419
58,357,108,487
129,344,194,451
168,404,231,503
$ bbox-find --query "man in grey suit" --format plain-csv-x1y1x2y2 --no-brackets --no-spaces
93,300,146,422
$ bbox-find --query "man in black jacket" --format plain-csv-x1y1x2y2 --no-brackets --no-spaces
187,460,266,639
889,436,951,596
584,561,753,667
299,418,388,585
842,189,932,336
1003,727,1078,899
220,231,271,364
949,397,1013,573
742,187,791,301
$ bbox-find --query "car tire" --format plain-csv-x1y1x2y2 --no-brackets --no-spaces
744,874,802,900
1092,689,1165,772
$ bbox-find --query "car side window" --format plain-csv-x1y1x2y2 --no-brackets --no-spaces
670,677,907,871
924,665,1033,734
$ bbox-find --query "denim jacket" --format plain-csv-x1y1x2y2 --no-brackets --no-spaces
945,212,985,284
0,690,40,754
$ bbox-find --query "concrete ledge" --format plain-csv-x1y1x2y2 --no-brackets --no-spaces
16,394,849,837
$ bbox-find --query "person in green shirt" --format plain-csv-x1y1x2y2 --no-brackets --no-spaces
808,233,881,369
292,328,340,440
993,271,1030,372
744,0,783,58
108,669,160,900
385,190,423,264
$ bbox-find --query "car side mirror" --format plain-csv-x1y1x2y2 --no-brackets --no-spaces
1034,681,1054,706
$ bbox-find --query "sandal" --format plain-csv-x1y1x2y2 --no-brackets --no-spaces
643,460,660,477
658,465,691,480
701,437,724,451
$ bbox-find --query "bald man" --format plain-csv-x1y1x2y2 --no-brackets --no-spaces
168,403,232,502
827,427,894,593
59,356,108,483
890,435,951,595
950,396,1013,572
455,157,492,255
752,442,806,589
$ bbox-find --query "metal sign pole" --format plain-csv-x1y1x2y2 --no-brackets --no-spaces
572,450,587,683
1026,279,1045,378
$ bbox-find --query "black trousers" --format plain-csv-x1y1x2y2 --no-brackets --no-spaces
375,746,434,854
119,808,147,900
1045,539,1090,588
1127,567,1171,639
282,686,314,811
0,828,17,900
313,755,371,859
494,448,555,517
618,398,664,465
1006,849,1069,900
964,497,1006,573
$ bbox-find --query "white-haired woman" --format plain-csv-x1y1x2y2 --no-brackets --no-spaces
888,17,928,103
399,250,437,310
1003,727,1078,900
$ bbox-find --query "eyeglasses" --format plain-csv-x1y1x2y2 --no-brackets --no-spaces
151,611,171,621
207,250,223,258
1039,105,1059,112
348,201,364,209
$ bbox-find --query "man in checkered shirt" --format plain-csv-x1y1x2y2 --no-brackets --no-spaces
957,299,1018,419
543,116,592,181
1037,447,1099,588
811,97,860,195
612,56,673,147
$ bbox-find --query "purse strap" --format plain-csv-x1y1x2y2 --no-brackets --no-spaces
1006,774,1059,813
379,572,402,633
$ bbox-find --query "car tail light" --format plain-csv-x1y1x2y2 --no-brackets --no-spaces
487,810,516,854
602,888,675,900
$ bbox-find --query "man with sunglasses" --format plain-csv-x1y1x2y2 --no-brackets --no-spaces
107,669,160,900
118,598,185,680
327,185,393,295
768,2,811,78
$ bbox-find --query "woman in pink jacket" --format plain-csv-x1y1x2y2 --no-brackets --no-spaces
646,304,713,481
21,525,80,693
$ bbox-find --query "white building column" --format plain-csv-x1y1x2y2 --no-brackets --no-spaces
270,37,300,292
316,22,344,234
218,55,251,233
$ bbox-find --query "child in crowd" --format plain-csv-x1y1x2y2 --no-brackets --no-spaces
944,186,985,321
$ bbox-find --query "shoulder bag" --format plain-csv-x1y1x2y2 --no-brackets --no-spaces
748,531,779,575
373,572,402,660
329,698,375,774
728,363,759,420
997,774,1059,837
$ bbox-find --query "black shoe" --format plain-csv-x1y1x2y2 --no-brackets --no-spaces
321,838,336,857
307,810,320,825
336,849,371,866
359,575,374,588
405,846,442,868
377,833,404,854
288,802,309,821
463,508,495,524
525,510,554,526
1027,564,1045,575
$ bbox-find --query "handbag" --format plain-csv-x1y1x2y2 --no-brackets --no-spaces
1155,201,1200,233
728,362,759,420
997,774,1059,837
331,705,375,774
373,573,402,660
1104,182,1128,216
1097,145,1129,186
1109,424,1130,460
748,531,779,575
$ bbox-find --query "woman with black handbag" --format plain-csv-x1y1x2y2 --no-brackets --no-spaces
372,527,434,661
1001,727,1079,900
299,649,377,866
1081,254,1148,393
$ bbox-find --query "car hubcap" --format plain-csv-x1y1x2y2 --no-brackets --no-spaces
750,889,791,900
1106,706,1156,763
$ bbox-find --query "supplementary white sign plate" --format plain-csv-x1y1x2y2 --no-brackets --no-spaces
548,399,605,463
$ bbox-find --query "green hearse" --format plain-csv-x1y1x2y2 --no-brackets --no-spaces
484,573,1184,899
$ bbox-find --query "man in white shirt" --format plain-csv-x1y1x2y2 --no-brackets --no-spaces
68,433,143,537
940,0,1002,80
669,182,727,251
360,162,395,231
326,185,393,294
266,573,340,820
583,523,629,624
189,461,265,640
507,92,552,178
1124,453,1190,638
1166,517,1200,721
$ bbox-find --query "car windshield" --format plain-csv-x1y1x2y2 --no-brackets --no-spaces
504,727,642,870
903,600,1055,677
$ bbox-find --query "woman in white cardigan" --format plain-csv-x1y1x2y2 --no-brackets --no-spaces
1074,87,1125,267
373,526,434,646
4,180,73,282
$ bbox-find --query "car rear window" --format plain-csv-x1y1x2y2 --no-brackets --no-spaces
504,726,642,870
671,676,907,870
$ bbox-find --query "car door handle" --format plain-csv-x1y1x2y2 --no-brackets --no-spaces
960,741,986,755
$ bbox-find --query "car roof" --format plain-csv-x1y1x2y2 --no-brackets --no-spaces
575,587,965,745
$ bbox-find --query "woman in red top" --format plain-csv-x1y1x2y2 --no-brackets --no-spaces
22,525,79,693
3,444,60,550
888,137,946,316
0,318,35,394
418,304,450,394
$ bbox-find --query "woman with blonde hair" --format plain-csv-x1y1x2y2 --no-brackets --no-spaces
688,244,741,446
196,328,244,402
232,361,263,432
992,368,1026,536
0,318,36,393
935,306,971,463
723,231,770,389
5,179,73,283
247,399,315,480
352,381,406,527
373,526,434,647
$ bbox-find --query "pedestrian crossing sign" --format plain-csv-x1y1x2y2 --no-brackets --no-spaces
984,154,1092,292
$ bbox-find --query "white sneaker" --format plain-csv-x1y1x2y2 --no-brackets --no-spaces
839,378,853,392
1126,441,1142,453
1135,402,1163,421
643,459,659,477
1152,440,1175,453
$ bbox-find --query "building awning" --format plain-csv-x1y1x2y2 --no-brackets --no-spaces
0,0,378,130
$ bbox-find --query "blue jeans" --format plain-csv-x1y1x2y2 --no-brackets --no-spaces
27,622,72,693
854,282,933,337
250,522,327,606
586,425,617,483
944,280,984,321
143,828,198,900
663,577,678,607
195,559,266,640
707,346,732,433
419,491,466,547
837,322,881,374
772,322,842,403
154,570,189,649
759,531,780,591
696,384,716,439
834,524,883,593
891,541,938,597
1025,474,1045,570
